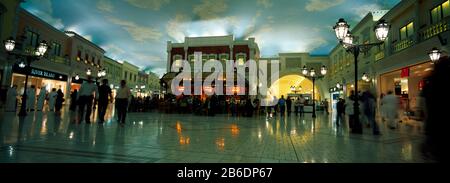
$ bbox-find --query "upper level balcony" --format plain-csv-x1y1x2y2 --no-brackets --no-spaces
419,16,450,42
392,36,416,53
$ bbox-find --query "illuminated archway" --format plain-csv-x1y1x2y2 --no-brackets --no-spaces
268,75,321,100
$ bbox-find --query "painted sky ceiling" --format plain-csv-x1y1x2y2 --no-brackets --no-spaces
22,0,400,76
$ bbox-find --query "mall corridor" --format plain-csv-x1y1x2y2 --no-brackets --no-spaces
0,105,430,163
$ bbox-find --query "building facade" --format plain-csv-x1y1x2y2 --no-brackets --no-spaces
121,61,140,95
0,0,22,91
163,35,260,96
329,0,450,120
65,31,105,93
9,9,73,97
102,56,123,97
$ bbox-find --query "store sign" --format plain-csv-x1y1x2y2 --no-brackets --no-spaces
12,65,67,81
31,69,56,79
401,67,409,78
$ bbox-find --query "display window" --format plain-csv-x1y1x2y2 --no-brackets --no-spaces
379,61,433,117
11,73,67,95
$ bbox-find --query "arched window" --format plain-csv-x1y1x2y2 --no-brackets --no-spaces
236,53,246,66
173,55,182,68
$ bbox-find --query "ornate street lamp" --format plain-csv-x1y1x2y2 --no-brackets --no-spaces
75,74,80,81
86,68,92,76
362,73,369,81
334,18,350,40
4,38,15,52
429,47,442,62
333,18,390,134
336,83,341,89
4,37,48,116
301,65,327,118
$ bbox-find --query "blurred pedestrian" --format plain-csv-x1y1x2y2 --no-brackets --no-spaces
55,89,65,112
381,91,399,129
115,80,131,125
36,86,47,111
5,85,18,112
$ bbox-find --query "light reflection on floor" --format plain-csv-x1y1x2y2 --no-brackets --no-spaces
0,105,430,163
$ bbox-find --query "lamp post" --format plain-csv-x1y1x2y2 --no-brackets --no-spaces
333,18,390,134
429,47,443,63
301,65,327,118
3,37,48,116
86,68,92,76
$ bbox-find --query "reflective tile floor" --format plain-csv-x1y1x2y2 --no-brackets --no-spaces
0,105,431,163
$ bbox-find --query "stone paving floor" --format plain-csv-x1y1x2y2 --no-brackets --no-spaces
0,105,431,163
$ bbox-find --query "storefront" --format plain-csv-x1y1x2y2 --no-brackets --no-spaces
11,65,68,95
379,61,432,120
329,87,344,112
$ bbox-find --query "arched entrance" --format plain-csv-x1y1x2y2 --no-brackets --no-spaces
268,74,321,101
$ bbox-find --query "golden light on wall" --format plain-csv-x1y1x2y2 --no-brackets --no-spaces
269,75,320,99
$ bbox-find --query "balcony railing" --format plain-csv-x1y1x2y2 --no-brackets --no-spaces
420,17,450,41
375,51,385,61
50,56,70,65
392,37,415,53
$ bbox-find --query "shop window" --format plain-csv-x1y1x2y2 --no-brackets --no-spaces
52,42,61,56
77,50,81,61
219,54,229,62
208,54,217,60
236,53,246,66
399,22,414,40
189,55,195,62
202,55,208,62
431,0,450,24
85,54,89,63
173,55,182,68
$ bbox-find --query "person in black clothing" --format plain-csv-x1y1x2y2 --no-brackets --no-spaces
69,90,78,111
286,97,292,117
55,89,65,112
97,79,112,123
421,57,450,162
336,98,345,126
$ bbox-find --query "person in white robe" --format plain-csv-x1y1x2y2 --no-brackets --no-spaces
48,88,58,112
5,85,18,112
36,86,47,111
381,91,400,129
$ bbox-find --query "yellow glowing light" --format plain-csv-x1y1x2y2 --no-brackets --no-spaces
215,138,225,151
176,121,182,134
231,124,240,137
179,136,191,145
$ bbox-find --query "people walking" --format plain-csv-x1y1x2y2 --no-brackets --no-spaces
345,94,355,131
381,91,399,129
36,86,47,111
286,96,292,117
298,95,305,117
362,91,380,135
5,85,18,112
323,99,329,115
48,88,58,112
55,89,65,112
115,80,131,125
97,79,112,123
278,95,286,117
26,85,36,111
77,77,99,124
336,98,345,126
